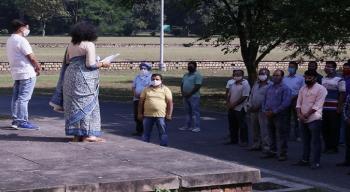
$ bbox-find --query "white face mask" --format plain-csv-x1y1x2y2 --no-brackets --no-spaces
151,80,162,86
140,69,149,76
233,76,243,81
22,29,30,37
258,74,268,81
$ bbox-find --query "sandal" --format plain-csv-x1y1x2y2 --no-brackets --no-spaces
82,136,106,143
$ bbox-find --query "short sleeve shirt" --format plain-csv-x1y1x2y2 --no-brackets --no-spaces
226,79,235,89
182,71,203,97
229,79,251,111
6,34,35,80
322,76,346,110
132,73,152,100
140,85,172,117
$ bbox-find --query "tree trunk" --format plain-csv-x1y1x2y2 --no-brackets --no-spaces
245,62,257,86
42,21,46,37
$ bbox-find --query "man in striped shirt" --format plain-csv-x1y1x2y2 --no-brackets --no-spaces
322,61,346,154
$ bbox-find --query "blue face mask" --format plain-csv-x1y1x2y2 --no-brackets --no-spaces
288,67,296,74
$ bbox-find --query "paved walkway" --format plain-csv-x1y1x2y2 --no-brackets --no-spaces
0,95,349,191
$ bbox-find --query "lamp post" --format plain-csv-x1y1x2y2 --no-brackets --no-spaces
159,0,166,71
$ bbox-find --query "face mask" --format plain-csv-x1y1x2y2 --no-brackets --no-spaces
343,69,350,76
288,67,296,74
272,77,280,84
22,29,30,37
139,69,149,76
305,79,315,86
151,80,162,86
258,75,268,81
324,67,335,74
188,66,196,73
233,76,243,81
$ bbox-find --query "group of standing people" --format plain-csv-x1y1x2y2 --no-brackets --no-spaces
226,60,350,173
5,19,350,174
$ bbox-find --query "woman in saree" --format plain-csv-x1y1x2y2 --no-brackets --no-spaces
51,22,110,142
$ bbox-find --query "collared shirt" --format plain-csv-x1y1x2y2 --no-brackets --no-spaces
248,80,272,111
132,73,152,100
6,34,36,80
296,83,328,123
283,74,304,96
229,79,251,111
322,76,346,110
263,82,292,114
343,94,350,120
140,85,172,117
182,71,203,97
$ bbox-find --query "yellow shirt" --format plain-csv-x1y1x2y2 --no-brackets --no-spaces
140,85,172,117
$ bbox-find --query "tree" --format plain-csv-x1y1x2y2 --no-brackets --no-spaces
186,0,350,84
15,0,68,36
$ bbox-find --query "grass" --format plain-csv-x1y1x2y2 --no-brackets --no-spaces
2,36,342,62
0,70,231,112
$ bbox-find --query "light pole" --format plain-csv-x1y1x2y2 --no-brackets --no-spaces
159,0,166,71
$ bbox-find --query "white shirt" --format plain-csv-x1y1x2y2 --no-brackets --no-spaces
229,79,251,111
6,34,35,80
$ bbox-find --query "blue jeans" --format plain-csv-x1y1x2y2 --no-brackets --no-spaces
11,77,36,123
300,120,322,164
183,96,200,129
142,117,168,146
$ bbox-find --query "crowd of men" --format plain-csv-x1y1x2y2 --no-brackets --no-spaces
133,60,350,174
225,60,350,173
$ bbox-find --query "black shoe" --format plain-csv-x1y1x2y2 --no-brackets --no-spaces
223,141,237,145
310,163,321,169
336,162,350,167
261,152,276,159
293,160,310,166
131,132,142,136
278,155,288,161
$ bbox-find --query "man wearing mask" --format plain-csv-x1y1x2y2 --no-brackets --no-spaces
179,61,203,132
337,62,350,167
294,70,327,169
322,61,345,154
6,19,41,130
307,61,323,84
138,74,173,146
247,68,272,151
283,61,304,141
131,62,152,136
262,69,292,161
226,69,250,145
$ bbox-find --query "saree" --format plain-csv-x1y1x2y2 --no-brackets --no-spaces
58,56,101,136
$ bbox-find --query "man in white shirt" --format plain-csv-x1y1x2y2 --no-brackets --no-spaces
6,19,41,130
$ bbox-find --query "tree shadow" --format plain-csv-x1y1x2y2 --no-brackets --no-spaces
0,133,71,142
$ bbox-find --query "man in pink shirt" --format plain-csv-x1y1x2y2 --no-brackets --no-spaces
294,70,327,169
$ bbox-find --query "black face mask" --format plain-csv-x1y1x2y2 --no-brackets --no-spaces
305,79,315,86
188,67,196,73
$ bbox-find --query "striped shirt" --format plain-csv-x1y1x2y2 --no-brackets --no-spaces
322,76,345,110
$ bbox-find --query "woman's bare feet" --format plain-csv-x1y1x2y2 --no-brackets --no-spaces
82,136,106,143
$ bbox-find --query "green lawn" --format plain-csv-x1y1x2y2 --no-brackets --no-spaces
0,70,232,111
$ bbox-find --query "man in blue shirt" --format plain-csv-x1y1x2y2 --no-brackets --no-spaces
262,69,292,161
131,62,152,136
283,61,304,141
179,61,203,132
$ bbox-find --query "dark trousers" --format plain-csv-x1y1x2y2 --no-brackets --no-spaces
345,123,350,163
228,109,248,144
287,101,299,140
300,120,322,164
322,110,340,151
267,111,288,156
133,100,143,134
